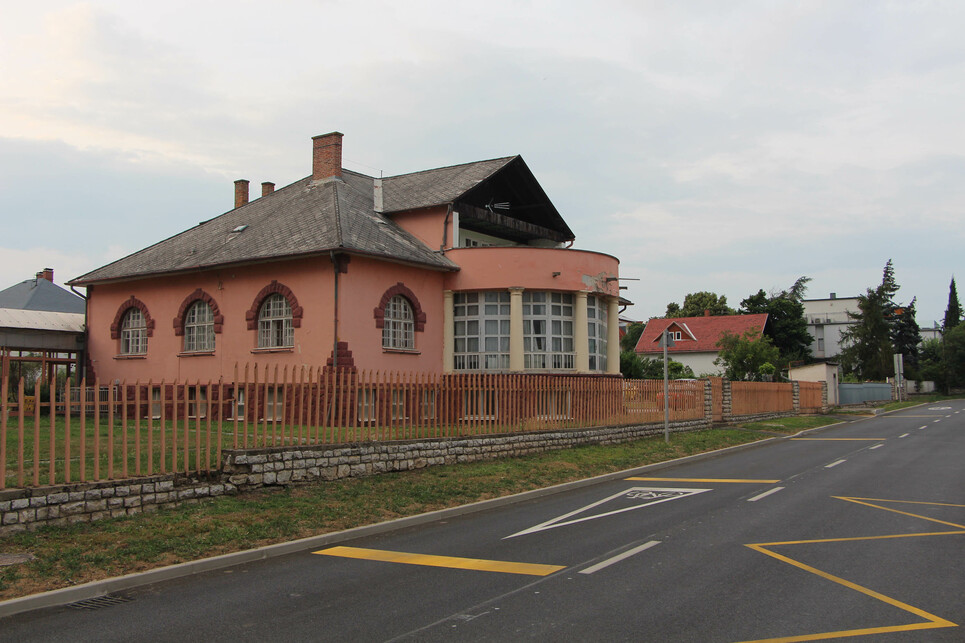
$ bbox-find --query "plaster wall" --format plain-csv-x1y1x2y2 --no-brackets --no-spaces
388,206,453,252
443,247,619,296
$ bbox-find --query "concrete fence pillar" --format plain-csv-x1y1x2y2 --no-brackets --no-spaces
792,381,800,413
722,379,732,423
703,379,713,427
821,381,829,413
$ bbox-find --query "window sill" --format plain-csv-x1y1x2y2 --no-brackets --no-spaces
114,354,147,360
251,347,294,354
178,351,215,358
382,348,421,355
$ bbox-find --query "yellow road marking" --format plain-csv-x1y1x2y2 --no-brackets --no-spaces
790,438,886,441
314,546,565,576
626,477,781,483
738,495,962,641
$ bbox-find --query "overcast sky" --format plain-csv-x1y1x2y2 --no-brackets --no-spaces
1,1,962,327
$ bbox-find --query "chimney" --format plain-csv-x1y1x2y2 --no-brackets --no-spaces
704,309,711,317
830,292,836,300
234,179,250,209
312,132,344,181
373,178,383,213
262,182,275,197
36,268,54,282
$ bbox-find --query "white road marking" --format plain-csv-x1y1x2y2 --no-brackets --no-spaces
899,433,910,438
579,541,661,575
933,419,942,423
825,459,846,469
505,487,711,538
919,425,928,430
870,444,884,450
747,487,785,502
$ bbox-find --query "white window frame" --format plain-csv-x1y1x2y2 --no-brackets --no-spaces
453,292,510,370
587,295,608,372
258,294,294,349
382,295,415,350
183,300,215,353
523,292,575,370
120,308,147,355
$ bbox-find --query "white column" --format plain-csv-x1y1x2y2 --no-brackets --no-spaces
509,287,525,372
574,291,589,373
606,296,620,375
443,290,454,373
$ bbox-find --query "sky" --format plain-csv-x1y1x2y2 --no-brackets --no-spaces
1,1,962,328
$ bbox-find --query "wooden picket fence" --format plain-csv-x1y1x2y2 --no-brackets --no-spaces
2,364,809,491
730,381,794,416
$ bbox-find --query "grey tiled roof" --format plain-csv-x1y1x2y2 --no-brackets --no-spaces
382,157,517,213
0,278,86,314
71,170,460,285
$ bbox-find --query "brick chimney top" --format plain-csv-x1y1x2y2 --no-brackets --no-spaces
312,132,344,181
36,268,54,282
234,179,250,209
261,182,275,197
704,309,710,317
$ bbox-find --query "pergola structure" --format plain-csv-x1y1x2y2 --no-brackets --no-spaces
0,269,86,390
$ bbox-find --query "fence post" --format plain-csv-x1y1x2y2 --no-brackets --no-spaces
821,381,829,414
792,381,800,414
722,380,732,424
703,379,713,427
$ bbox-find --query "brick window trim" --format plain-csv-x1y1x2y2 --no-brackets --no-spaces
172,289,224,336
373,283,426,332
246,280,303,330
110,296,155,339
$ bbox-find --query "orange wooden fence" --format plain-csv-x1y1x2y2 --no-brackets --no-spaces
798,381,824,412
730,381,794,416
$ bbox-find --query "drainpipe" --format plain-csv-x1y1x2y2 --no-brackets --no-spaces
330,251,340,370
441,204,452,252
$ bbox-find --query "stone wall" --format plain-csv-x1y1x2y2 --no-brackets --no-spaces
223,418,711,492
0,475,235,535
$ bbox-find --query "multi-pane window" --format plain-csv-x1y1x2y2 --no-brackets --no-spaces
187,386,207,418
258,293,293,349
382,295,415,350
229,387,246,420
523,292,574,369
453,292,510,370
183,301,215,352
587,295,608,371
264,386,284,421
120,308,147,355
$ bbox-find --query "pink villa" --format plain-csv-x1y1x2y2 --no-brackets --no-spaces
69,132,625,385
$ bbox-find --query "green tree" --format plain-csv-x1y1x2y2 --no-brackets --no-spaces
620,350,695,379
944,277,961,331
666,292,735,318
714,329,780,381
918,338,946,392
740,283,813,365
839,284,893,380
944,323,965,388
620,322,645,352
891,297,922,377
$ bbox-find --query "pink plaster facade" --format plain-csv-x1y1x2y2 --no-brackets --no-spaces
85,255,447,383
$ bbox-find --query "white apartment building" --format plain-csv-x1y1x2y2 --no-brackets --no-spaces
802,293,860,359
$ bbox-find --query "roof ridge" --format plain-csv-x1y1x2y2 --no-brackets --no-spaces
383,155,518,180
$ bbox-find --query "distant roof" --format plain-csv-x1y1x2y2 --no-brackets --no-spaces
0,308,85,333
70,153,575,286
636,314,768,355
0,278,85,314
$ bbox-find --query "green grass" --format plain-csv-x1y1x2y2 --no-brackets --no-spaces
881,394,963,412
0,427,761,600
736,416,842,434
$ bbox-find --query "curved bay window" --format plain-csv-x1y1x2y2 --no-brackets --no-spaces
453,292,510,370
587,295,608,371
382,295,415,350
120,308,147,355
258,293,294,349
183,300,215,353
523,292,574,370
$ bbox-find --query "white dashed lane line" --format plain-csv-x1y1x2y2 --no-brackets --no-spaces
747,487,785,502
579,541,661,575
870,444,883,450
899,433,909,438
825,459,846,469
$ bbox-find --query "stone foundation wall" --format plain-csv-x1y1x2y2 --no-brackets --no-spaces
222,418,711,492
0,475,236,535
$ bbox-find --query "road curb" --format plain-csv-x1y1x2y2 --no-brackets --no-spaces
0,430,793,619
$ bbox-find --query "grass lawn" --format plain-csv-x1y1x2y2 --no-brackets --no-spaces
1,427,768,600
735,416,842,434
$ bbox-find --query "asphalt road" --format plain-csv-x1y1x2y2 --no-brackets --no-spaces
2,403,963,642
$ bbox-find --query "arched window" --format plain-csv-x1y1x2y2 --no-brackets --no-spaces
120,308,147,355
382,295,415,350
183,300,215,352
258,293,293,348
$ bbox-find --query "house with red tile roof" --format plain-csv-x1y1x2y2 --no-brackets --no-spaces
634,312,768,376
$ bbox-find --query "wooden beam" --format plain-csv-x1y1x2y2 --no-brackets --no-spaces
458,204,572,243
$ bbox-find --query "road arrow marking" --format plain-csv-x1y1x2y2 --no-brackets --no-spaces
505,487,711,539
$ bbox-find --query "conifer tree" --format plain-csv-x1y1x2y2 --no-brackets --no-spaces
945,277,962,331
